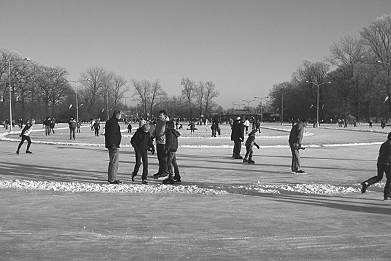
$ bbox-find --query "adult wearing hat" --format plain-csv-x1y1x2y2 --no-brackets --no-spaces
104,110,122,184
361,132,391,200
231,116,245,159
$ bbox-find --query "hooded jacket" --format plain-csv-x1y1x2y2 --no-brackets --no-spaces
131,127,154,151
231,120,244,141
165,128,181,152
104,116,121,148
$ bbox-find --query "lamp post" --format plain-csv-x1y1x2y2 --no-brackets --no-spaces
69,80,81,123
306,80,332,127
254,96,268,122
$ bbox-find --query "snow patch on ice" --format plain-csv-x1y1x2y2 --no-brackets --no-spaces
0,178,227,195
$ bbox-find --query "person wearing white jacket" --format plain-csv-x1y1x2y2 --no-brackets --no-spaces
16,120,34,154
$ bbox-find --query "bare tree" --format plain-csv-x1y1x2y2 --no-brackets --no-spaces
361,14,391,117
79,67,106,116
149,80,166,117
204,81,218,116
111,75,127,109
330,35,366,119
195,81,205,117
132,79,151,118
180,77,195,119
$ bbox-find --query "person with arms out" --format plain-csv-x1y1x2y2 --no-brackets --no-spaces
163,121,181,184
105,110,122,184
361,132,391,200
130,120,155,184
289,118,306,173
16,120,34,154
153,110,169,179
243,127,260,164
231,117,245,159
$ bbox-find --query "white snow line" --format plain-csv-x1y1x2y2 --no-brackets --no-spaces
0,178,228,195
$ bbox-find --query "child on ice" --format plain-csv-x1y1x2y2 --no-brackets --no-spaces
131,120,155,184
243,128,260,164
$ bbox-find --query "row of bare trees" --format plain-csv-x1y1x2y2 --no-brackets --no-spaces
0,49,220,123
269,14,391,122
78,67,127,120
0,49,72,122
131,77,219,120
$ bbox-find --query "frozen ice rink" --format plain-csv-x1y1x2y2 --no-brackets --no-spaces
0,123,390,260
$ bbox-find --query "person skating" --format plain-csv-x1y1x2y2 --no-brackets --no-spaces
76,121,81,133
105,110,122,184
289,118,306,173
211,120,219,137
162,121,181,184
127,122,132,133
43,117,51,136
130,120,155,184
361,132,391,200
68,118,77,140
153,110,169,179
16,120,34,154
243,128,260,164
231,117,245,159
188,121,196,133
50,118,56,134
93,120,100,136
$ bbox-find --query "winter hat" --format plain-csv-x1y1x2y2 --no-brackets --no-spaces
236,116,241,121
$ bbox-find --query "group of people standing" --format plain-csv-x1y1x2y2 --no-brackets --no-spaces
105,110,181,185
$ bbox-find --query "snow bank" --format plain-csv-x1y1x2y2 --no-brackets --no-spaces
0,178,227,195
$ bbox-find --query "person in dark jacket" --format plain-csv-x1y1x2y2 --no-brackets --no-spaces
231,117,245,159
93,120,100,136
243,128,260,164
127,122,132,133
361,132,391,200
163,121,181,184
105,110,122,184
131,120,155,184
69,118,77,140
153,110,169,179
16,120,34,154
211,120,220,137
289,118,306,173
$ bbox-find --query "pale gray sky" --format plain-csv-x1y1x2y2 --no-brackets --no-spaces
1,0,391,107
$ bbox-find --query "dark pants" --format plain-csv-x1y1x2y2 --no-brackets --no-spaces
108,147,119,182
364,163,391,197
70,128,75,140
166,151,180,179
133,149,149,180
156,144,167,174
76,127,80,133
232,140,242,157
290,144,301,172
45,126,50,136
17,135,31,152
94,129,99,136
244,146,253,161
